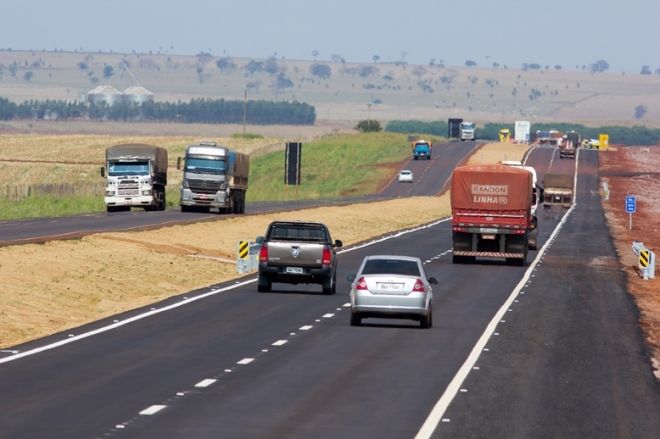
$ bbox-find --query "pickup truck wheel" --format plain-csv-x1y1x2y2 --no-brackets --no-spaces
322,275,336,295
350,313,361,326
257,275,272,293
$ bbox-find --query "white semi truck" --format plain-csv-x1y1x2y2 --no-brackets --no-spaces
101,144,168,212
178,141,249,213
459,121,476,141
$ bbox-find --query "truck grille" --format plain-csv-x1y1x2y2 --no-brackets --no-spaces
118,180,139,196
188,179,222,195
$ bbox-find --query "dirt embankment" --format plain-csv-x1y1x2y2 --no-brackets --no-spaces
599,146,660,376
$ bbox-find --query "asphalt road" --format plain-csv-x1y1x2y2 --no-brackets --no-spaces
0,141,475,247
1,146,658,438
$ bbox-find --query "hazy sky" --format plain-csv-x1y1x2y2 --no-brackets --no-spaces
2,0,658,72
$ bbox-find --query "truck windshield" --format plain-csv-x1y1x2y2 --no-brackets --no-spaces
185,157,226,174
108,161,149,176
461,124,475,129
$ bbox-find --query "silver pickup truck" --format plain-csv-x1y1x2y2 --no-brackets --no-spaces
256,221,342,294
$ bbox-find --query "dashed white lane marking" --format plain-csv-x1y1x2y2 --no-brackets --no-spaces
272,340,288,346
195,379,217,388
459,389,468,393
299,325,313,331
140,405,167,416
415,150,580,439
224,369,232,373
322,313,334,318
343,303,351,307
115,424,125,429
3,217,452,365
237,358,254,365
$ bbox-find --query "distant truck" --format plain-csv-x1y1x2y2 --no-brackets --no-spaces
101,144,168,212
256,221,343,294
177,141,249,213
412,140,432,160
459,121,476,141
451,164,538,266
542,173,574,208
559,131,580,159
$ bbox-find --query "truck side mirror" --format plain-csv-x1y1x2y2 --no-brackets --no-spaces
255,236,264,245
100,166,105,178
334,239,343,248
176,157,182,170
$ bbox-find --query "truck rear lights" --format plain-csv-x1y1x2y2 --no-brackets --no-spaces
412,279,426,292
322,246,332,266
259,245,268,262
355,277,368,290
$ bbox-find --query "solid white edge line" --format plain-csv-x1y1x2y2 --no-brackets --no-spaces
1,217,451,365
139,404,167,416
415,149,581,439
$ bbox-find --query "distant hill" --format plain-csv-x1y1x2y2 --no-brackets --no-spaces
1,50,659,126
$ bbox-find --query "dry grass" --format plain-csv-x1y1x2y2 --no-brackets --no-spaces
0,141,525,348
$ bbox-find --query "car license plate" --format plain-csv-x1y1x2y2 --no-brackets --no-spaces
479,228,498,234
286,266,303,274
376,282,403,290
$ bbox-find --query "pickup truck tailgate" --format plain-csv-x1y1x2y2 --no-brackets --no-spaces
266,241,325,267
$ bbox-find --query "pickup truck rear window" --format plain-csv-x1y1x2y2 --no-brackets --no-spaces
361,259,420,276
269,226,327,241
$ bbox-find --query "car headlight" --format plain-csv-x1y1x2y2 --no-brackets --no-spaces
182,179,189,189
105,190,114,196
219,182,227,190
142,190,152,196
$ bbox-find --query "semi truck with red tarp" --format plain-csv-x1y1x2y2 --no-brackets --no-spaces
450,164,537,265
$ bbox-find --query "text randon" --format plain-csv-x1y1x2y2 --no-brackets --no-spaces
471,184,509,205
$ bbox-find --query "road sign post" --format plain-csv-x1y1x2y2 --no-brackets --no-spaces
625,195,636,230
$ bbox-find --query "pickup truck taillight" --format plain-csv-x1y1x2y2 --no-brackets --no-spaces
322,246,331,266
259,245,268,262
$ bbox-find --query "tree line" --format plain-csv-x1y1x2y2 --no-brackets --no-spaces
0,97,316,125
385,120,660,145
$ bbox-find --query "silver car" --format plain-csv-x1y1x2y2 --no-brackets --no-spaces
348,255,437,328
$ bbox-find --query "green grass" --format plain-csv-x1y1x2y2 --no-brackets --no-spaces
0,194,104,220
246,132,412,201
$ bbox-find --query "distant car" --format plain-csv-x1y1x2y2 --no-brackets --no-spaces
348,255,437,328
398,170,413,183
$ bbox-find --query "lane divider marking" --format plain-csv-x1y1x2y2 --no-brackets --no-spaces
195,379,217,388
139,405,167,416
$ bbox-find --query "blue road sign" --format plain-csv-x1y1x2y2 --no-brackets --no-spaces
625,195,636,213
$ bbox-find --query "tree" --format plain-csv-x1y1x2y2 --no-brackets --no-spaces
275,72,293,89
330,54,345,64
640,65,652,75
103,65,114,78
634,104,647,119
23,71,33,81
310,63,332,79
355,120,382,132
412,66,427,79
264,56,280,75
216,57,236,71
244,60,264,74
590,59,609,73
78,62,88,70
372,55,380,63
465,60,477,68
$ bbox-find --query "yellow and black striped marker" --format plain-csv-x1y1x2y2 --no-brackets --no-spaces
239,241,249,259
640,250,650,268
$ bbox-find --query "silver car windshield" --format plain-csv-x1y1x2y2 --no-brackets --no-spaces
361,259,420,276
